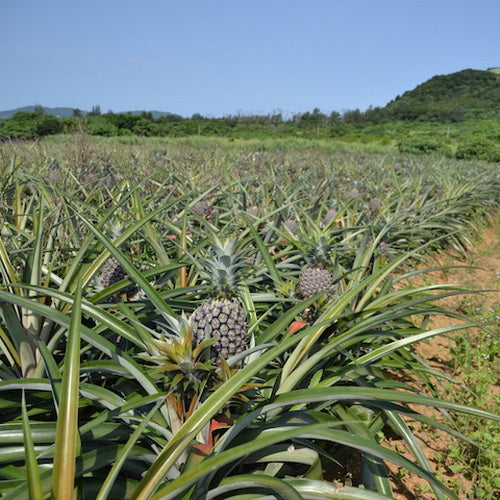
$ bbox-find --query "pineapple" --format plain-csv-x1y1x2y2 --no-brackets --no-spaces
297,234,335,300
193,199,213,220
295,232,337,323
321,208,337,228
96,223,137,299
190,238,250,363
298,266,333,299
379,240,389,256
246,204,259,220
97,256,137,299
100,256,126,287
282,218,299,237
141,311,256,434
368,197,382,216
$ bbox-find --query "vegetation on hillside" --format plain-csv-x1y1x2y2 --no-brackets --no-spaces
384,69,500,122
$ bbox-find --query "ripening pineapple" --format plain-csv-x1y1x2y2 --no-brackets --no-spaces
97,256,137,299
321,208,337,228
298,235,335,299
298,266,333,299
96,223,137,299
282,218,299,237
193,199,213,220
190,238,250,362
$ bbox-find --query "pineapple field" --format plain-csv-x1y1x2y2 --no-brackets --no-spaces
0,134,498,499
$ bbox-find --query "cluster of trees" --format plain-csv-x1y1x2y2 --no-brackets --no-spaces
0,106,64,138
0,106,385,140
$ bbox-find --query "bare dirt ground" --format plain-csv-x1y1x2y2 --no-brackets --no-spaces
388,218,500,499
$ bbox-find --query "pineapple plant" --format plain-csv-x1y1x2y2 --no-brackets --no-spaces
143,314,215,393
190,237,250,363
139,314,217,435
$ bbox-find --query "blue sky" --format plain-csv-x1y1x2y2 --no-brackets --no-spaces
1,0,498,117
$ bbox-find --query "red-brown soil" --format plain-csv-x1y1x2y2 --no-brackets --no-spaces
388,220,499,499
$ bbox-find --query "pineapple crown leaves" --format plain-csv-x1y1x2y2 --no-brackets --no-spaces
151,313,212,360
140,314,217,389
296,226,339,269
197,237,251,298
303,235,333,268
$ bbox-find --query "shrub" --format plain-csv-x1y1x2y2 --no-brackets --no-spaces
455,140,500,162
34,115,63,136
85,116,120,136
398,136,452,156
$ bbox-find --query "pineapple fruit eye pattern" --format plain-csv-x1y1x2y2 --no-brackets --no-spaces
191,298,248,361
298,266,333,299
0,137,498,500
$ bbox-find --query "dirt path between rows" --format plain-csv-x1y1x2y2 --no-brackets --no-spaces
389,217,500,499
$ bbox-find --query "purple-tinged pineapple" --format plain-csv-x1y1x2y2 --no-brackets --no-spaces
96,224,137,299
282,218,299,237
193,199,213,220
321,208,337,228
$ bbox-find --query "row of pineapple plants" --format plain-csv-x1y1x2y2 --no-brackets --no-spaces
0,137,498,498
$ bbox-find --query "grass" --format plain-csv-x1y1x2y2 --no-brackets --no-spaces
446,294,499,499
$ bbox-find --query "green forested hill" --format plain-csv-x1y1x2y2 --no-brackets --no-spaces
383,69,500,121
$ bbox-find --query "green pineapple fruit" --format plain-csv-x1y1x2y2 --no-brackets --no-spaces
298,266,333,299
190,238,249,362
246,204,259,220
100,256,128,287
368,197,382,216
321,208,337,228
298,235,335,299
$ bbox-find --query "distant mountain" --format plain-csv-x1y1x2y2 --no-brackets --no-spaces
0,106,83,119
383,68,500,121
